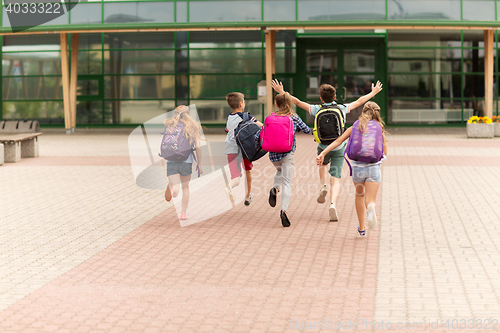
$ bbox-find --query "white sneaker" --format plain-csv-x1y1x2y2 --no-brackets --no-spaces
244,194,253,206
367,204,377,229
329,203,338,221
317,185,328,204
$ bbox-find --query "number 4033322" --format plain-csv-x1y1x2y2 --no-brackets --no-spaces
442,319,498,330
5,3,62,14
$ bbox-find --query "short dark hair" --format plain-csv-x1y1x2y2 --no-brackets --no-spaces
319,84,336,103
226,92,244,110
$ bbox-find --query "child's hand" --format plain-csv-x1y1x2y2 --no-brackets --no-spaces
372,81,383,94
316,154,325,166
197,165,203,175
271,79,285,94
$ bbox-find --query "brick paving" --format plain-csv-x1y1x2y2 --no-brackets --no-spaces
0,128,499,332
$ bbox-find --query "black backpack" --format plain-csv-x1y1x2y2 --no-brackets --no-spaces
313,103,346,145
234,113,267,161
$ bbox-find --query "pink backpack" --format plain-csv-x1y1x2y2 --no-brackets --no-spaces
260,113,294,153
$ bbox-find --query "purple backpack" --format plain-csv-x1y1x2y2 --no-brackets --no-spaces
345,119,384,166
159,123,193,161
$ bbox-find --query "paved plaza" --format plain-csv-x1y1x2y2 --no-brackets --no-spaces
1,127,500,332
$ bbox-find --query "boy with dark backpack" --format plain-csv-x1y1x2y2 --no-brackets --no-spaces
271,79,383,222
225,92,263,205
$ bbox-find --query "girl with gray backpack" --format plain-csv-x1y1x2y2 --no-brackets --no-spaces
316,102,387,236
161,105,203,221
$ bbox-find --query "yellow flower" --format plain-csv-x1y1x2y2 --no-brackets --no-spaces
468,116,480,123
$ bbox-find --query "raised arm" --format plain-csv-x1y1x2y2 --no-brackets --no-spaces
271,79,311,112
349,81,383,110
316,127,352,165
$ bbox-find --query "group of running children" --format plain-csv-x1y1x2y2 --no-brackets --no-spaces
162,80,386,236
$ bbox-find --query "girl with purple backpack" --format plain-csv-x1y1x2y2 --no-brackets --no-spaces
163,105,203,221
316,102,387,236
258,92,312,227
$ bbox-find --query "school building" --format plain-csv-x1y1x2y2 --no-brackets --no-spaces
1,0,500,130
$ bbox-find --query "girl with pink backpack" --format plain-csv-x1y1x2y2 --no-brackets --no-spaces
258,92,312,227
316,102,387,236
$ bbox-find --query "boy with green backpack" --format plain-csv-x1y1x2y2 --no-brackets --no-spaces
271,79,383,222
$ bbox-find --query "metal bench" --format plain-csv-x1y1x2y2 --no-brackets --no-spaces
0,133,42,163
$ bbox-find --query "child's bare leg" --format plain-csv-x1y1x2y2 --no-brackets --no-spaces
364,181,380,229
180,175,191,215
364,182,380,208
330,176,341,205
319,164,328,186
245,170,252,198
165,175,181,201
354,182,366,231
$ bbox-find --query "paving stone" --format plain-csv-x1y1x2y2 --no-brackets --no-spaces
0,128,499,332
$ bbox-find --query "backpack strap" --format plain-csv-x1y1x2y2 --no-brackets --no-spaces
344,149,353,177
189,145,201,178
242,112,251,122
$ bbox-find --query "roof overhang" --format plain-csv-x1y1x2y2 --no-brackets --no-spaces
2,20,500,35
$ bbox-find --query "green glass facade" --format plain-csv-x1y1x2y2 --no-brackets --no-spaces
1,0,500,125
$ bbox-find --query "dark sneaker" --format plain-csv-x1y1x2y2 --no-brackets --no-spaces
269,187,277,207
244,194,253,206
358,227,366,237
280,210,291,227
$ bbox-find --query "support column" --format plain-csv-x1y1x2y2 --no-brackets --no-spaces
265,30,276,116
70,33,79,132
484,29,494,119
60,34,71,134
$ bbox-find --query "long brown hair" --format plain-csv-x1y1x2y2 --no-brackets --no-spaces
275,92,294,116
358,101,387,141
163,105,202,144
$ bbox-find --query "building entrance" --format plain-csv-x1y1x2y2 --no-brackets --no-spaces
296,37,387,125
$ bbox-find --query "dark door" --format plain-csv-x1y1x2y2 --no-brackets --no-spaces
77,75,104,124
296,38,387,125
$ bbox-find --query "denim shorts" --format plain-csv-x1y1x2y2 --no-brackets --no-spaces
166,162,193,177
352,164,381,183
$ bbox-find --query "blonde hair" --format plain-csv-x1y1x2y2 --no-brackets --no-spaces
275,92,294,116
163,105,202,144
358,101,387,142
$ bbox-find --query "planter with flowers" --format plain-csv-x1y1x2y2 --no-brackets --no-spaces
467,116,494,138
493,116,500,137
